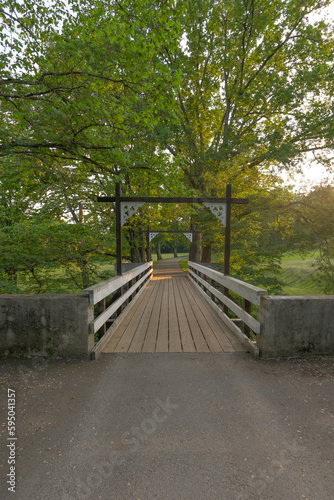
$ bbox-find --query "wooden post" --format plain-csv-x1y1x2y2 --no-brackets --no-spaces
147,225,150,262
115,182,122,276
224,184,232,276
191,224,195,262
97,299,106,339
223,184,232,314
243,299,252,338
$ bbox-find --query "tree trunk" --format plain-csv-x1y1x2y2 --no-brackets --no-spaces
126,228,145,262
130,246,141,262
192,232,202,262
201,242,212,263
155,243,162,261
140,246,146,262
173,242,178,258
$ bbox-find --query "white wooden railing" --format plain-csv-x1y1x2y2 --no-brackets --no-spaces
188,262,267,357
83,262,153,358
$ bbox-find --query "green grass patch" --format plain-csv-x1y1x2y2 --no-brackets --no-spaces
207,250,326,295
152,252,188,264
179,258,189,272
279,252,324,295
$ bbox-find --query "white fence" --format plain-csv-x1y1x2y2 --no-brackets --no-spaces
188,262,267,357
83,262,153,359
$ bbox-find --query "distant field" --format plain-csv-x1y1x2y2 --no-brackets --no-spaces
193,251,326,296
97,251,326,296
279,252,324,295
152,252,189,264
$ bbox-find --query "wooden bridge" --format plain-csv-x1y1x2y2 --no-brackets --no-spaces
83,258,266,359
103,259,244,353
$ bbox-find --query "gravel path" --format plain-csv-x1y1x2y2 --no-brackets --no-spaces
1,352,334,499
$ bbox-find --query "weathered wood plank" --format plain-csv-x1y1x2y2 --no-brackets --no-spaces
102,258,257,355
168,279,182,352
181,279,225,353
173,279,196,352
114,280,156,353
98,279,151,354
184,279,244,352
128,280,162,353
142,279,164,352
177,279,210,352
155,279,169,352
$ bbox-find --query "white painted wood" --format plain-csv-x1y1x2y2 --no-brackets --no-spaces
89,279,149,360
89,270,152,334
83,262,152,305
188,262,266,305
190,278,259,358
188,269,260,334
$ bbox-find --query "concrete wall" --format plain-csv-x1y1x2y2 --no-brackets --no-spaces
0,295,91,359
257,296,334,357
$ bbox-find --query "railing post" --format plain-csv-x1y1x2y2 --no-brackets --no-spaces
243,299,252,338
223,184,232,314
115,182,123,276
97,298,106,339
147,224,151,262
210,278,216,302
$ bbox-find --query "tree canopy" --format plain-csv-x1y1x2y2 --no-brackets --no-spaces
157,0,334,187
0,0,333,293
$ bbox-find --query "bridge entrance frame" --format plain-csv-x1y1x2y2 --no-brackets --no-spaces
97,182,249,277
140,228,202,262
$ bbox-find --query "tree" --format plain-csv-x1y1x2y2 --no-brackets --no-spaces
0,0,183,172
0,0,185,290
156,0,334,261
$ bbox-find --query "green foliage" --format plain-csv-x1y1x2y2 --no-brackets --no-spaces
158,0,334,190
1,0,333,295
287,184,334,293
0,0,183,172
0,220,107,293
0,0,185,292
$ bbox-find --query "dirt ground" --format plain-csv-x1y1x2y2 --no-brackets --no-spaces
1,352,334,500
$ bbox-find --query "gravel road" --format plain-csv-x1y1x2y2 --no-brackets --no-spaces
1,352,334,500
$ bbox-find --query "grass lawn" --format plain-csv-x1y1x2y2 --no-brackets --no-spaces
181,251,326,296
210,250,325,295
152,253,189,265
279,252,324,295
179,258,189,272
15,251,324,296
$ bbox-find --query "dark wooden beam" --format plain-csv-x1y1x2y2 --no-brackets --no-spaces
97,196,249,205
139,230,201,234
146,224,150,262
224,184,232,276
115,182,122,276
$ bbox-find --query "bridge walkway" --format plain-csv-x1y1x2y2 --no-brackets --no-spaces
103,258,245,354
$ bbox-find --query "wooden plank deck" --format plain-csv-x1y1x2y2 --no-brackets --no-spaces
103,258,246,354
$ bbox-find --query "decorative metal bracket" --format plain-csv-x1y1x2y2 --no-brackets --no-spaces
120,202,144,226
183,232,193,242
149,232,159,242
203,202,227,226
